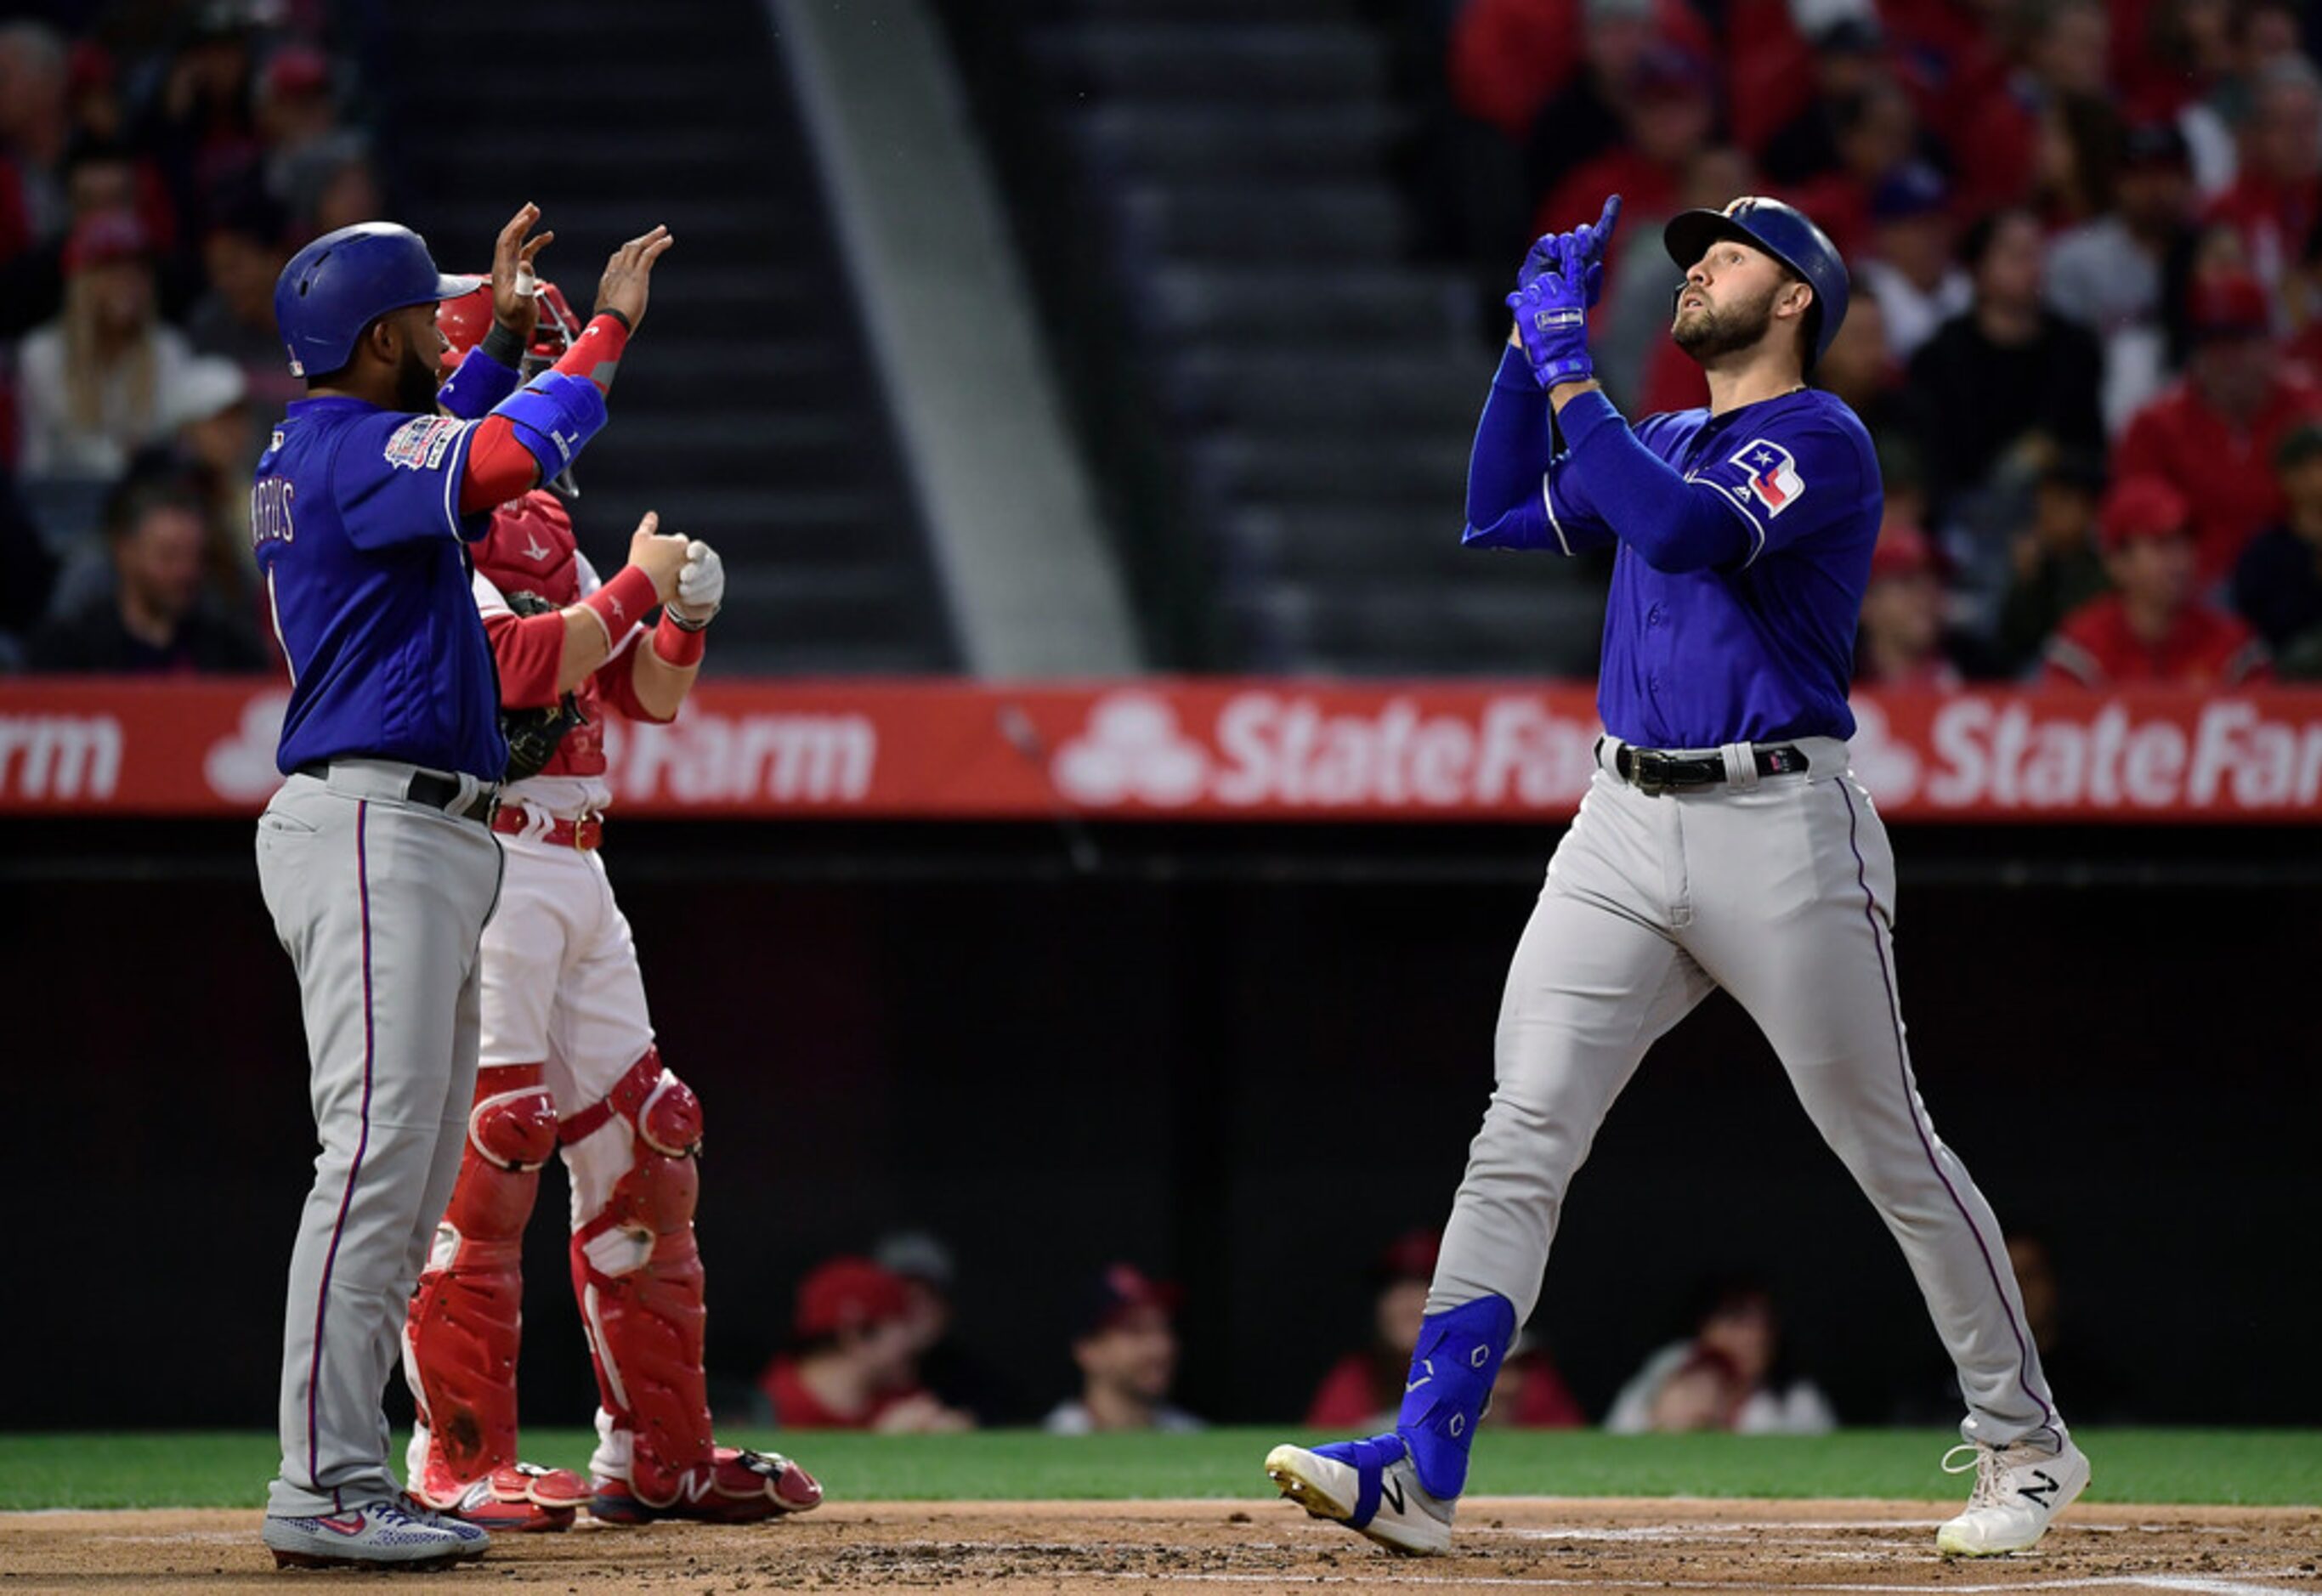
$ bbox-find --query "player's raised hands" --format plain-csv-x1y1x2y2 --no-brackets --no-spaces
626,510,693,603
1506,231,1597,390
1516,194,1622,309
490,202,555,341
594,225,675,334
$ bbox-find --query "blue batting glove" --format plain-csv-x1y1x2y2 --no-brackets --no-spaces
1505,233,1594,388
1517,195,1623,308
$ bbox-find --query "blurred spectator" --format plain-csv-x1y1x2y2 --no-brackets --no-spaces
1759,16,1893,187
2115,270,2322,586
65,38,127,147
2033,93,2124,229
306,142,385,238
2204,54,2322,287
2043,477,2270,685
1044,1264,1203,1435
1891,1231,2133,1425
162,356,260,547
16,210,206,481
25,474,264,674
2047,121,2200,432
2231,421,2322,674
1955,0,2112,218
1305,1230,1585,1431
872,1228,1022,1425
1855,524,1964,688
1814,291,1909,439
2050,122,2196,336
185,188,299,412
1536,44,1713,252
0,22,71,258
756,1257,976,1432
1996,450,2110,672
1449,0,1713,202
0,464,59,667
1906,208,2105,513
1782,77,1926,261
1858,163,1968,363
139,7,266,240
1605,1277,1835,1435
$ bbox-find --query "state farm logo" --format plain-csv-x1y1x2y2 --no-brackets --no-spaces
1052,689,1600,810
1053,693,1205,806
205,691,291,802
0,713,122,799
603,710,876,804
1845,699,1922,806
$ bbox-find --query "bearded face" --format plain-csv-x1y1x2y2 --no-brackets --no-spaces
1672,275,1783,362
395,314,446,414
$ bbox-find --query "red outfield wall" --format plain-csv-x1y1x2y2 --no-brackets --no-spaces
3,679,2319,821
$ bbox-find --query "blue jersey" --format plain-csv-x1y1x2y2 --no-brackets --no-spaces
252,397,508,779
1463,355,1880,750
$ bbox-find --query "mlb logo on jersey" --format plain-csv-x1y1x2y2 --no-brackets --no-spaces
1730,439,1805,516
383,416,465,473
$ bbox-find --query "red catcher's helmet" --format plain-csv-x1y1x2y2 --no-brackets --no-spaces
436,274,584,376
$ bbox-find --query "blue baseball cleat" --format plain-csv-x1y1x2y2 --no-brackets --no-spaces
1264,1433,1454,1556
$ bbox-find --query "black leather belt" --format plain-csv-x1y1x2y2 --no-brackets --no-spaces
1609,741,1808,796
295,761,498,823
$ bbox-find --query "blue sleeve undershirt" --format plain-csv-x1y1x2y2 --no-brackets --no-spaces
1554,388,1757,573
1460,347,1616,555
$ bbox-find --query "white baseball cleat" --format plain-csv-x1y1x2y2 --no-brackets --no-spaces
1935,1435,2092,1556
1265,1437,1454,1556
261,1493,491,1568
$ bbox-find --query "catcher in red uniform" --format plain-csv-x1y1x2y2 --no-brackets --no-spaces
399,243,821,1531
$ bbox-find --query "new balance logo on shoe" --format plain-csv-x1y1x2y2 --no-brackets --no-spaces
2018,1470,2060,1505
1379,1477,1407,1516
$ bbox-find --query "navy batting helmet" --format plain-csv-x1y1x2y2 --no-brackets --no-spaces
274,222,479,380
1662,196,1849,368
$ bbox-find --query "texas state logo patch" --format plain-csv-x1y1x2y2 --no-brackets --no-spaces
1730,439,1805,516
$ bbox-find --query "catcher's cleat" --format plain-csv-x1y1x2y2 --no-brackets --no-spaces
414,1457,588,1532
1266,1435,1454,1556
591,1446,824,1525
261,1494,490,1568
1936,1435,2092,1556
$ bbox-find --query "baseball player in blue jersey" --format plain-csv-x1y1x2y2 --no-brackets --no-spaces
251,204,679,1570
1266,195,2089,1559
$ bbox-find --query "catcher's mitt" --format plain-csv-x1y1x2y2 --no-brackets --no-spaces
499,589,586,782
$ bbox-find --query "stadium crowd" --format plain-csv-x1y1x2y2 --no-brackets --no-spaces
1443,0,2322,686
7,2,2322,692
0,4,377,674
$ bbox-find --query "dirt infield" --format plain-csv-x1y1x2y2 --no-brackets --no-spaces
3,1497,2316,1594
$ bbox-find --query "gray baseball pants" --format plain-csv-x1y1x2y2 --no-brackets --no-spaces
1430,736,2063,1449
256,762,502,1515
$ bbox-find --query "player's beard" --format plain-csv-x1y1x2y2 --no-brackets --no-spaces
395,337,443,415
1673,281,1780,363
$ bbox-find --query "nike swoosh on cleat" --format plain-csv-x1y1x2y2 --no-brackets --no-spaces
314,1514,366,1535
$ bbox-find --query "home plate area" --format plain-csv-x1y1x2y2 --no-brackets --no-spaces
5,1497,2319,1594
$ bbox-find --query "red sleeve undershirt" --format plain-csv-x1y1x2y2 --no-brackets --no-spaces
456,314,631,515
482,608,568,709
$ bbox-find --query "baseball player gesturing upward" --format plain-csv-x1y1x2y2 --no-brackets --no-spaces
1266,196,2088,1558
251,204,670,1570
392,260,822,1531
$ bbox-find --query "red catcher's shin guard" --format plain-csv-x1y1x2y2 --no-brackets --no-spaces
568,1051,719,1506
405,1065,558,1503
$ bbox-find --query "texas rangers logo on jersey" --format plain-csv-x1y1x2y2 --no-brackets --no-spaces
383,416,465,473
1730,439,1805,516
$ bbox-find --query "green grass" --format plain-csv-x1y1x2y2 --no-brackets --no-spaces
2,1429,2317,1513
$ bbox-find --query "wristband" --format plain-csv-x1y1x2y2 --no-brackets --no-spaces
653,613,707,667
582,563,660,641
480,319,527,369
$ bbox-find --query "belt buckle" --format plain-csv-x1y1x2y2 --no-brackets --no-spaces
1632,750,1671,797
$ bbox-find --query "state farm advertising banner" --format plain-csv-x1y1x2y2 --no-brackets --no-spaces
1,679,2319,823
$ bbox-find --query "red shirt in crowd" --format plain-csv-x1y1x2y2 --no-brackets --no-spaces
757,1356,927,1431
2115,372,2322,586
1305,1350,1585,1429
1447,0,1713,139
1537,147,1680,256
2205,173,2322,286
2042,594,2270,687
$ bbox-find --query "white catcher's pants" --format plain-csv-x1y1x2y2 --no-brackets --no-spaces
1429,737,2063,1449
